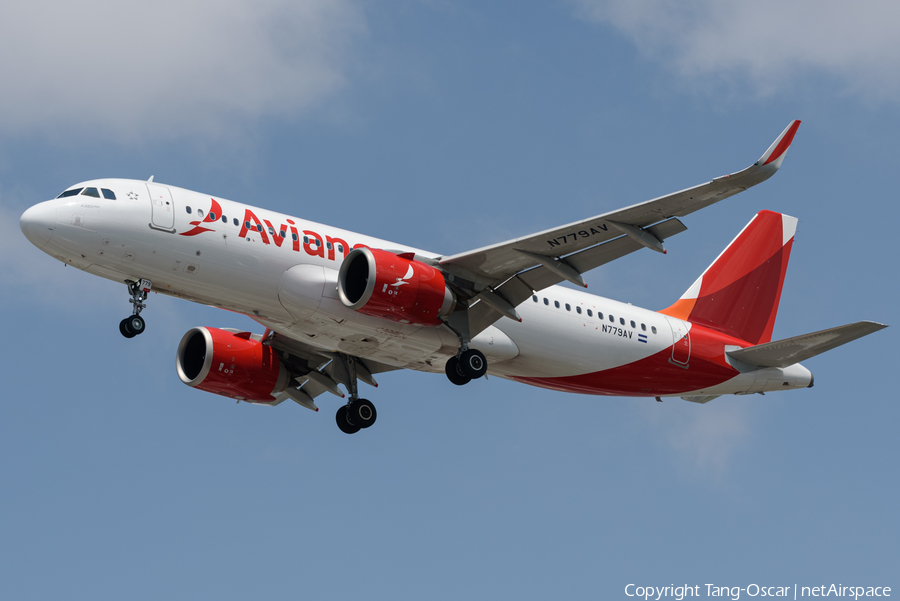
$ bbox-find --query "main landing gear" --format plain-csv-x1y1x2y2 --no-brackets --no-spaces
444,347,487,386
335,399,377,434
333,354,378,434
120,279,151,338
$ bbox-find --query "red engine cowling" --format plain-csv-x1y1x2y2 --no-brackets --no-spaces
337,248,455,326
176,327,290,403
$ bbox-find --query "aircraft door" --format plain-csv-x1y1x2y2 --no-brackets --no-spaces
665,316,691,367
147,183,175,231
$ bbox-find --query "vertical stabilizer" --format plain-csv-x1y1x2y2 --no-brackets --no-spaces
659,211,797,345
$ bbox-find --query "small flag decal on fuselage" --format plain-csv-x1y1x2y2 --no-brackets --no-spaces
638,334,648,343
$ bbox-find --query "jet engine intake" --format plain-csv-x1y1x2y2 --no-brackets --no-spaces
337,248,455,326
176,327,290,403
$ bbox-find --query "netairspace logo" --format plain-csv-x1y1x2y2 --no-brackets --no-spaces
624,583,892,600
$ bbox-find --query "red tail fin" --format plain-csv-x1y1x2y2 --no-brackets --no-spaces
659,211,797,345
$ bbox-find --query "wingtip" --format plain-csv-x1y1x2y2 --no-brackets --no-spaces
760,120,801,167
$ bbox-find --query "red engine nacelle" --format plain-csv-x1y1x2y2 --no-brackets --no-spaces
337,248,455,326
176,327,290,403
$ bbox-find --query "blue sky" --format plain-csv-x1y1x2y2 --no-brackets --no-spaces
1,2,897,599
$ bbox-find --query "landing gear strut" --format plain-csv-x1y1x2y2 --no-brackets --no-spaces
333,354,377,434
441,313,489,386
120,279,151,338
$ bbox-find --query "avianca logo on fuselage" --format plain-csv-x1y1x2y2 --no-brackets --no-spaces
179,200,362,262
180,199,223,237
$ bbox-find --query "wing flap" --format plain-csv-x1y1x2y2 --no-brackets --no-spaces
726,321,887,368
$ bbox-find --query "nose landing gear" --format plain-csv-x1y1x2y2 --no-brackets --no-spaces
120,279,151,338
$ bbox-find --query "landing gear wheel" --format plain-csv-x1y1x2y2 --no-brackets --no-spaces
119,318,136,339
445,356,471,386
459,349,487,379
127,315,145,336
348,399,377,429
336,405,361,434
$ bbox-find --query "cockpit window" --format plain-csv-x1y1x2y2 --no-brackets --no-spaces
101,188,116,200
57,188,83,198
82,187,100,198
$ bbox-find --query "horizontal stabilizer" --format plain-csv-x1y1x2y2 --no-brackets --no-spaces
727,321,887,368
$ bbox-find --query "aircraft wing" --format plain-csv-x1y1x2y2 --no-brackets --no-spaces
437,121,801,336
266,330,400,411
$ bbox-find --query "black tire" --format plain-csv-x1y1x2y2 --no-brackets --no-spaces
459,349,487,379
336,405,361,434
348,399,377,429
128,315,146,336
119,318,136,338
445,356,471,386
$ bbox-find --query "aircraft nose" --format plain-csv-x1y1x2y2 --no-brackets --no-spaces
20,201,56,249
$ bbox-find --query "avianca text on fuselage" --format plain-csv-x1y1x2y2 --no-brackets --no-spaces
182,198,368,263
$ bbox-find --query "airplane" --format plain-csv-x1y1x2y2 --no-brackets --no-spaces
19,120,887,433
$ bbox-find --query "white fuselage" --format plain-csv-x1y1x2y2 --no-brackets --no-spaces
21,179,812,398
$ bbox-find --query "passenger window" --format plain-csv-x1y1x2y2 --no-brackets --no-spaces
630,320,636,328
256,224,263,232
641,323,647,331
268,226,275,235
576,306,582,314
82,187,100,198
197,209,204,219
609,314,615,323
280,230,286,238
565,303,571,311
57,188,83,198
221,215,227,223
587,309,593,317
620,318,625,325
554,301,560,308
186,206,192,214
652,326,658,334
292,233,298,241
543,298,549,306
316,239,321,247
337,244,344,253
532,295,538,303
101,188,116,200
303,236,309,244
598,312,603,319
209,212,217,220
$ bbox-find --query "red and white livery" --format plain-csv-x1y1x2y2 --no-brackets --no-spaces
19,121,886,433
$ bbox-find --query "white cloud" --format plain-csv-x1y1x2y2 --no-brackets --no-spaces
0,0,365,140
642,400,751,475
573,0,900,102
